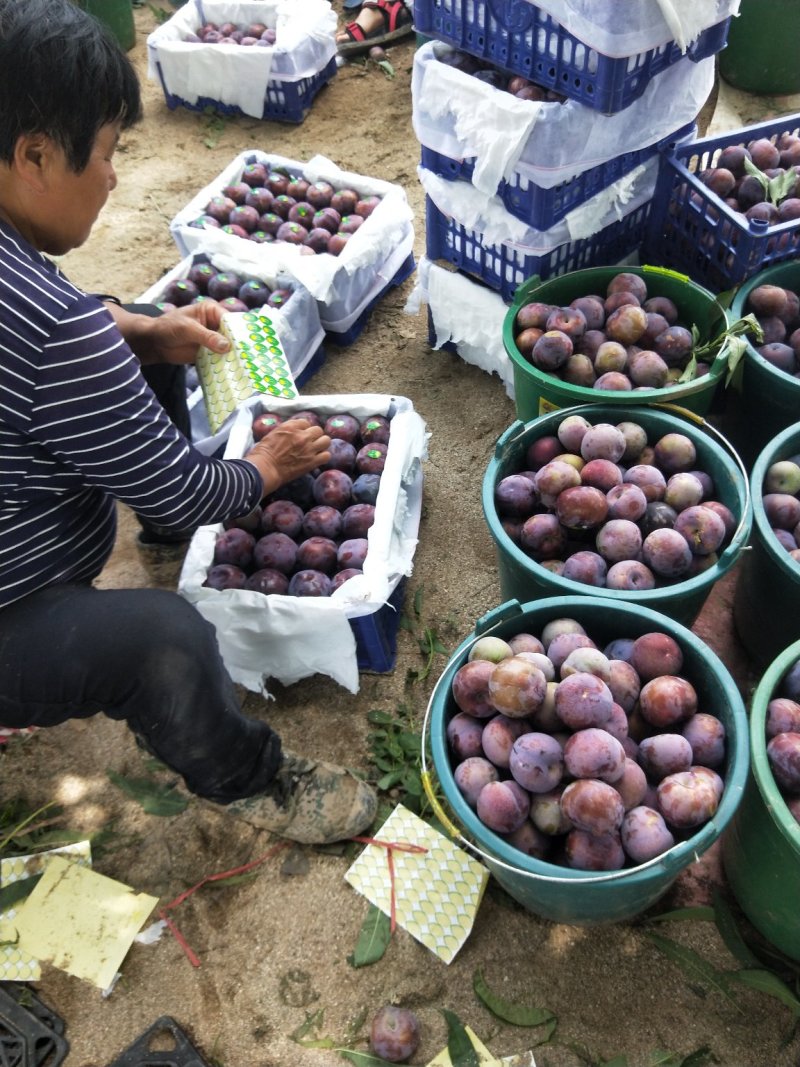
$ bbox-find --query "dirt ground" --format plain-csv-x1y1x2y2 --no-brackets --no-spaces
3,5,800,1066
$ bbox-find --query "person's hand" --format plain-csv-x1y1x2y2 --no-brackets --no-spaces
244,420,331,497
111,302,230,365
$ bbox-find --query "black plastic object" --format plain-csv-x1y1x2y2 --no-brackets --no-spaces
3,986,65,1039
106,1018,211,1067
0,984,69,1067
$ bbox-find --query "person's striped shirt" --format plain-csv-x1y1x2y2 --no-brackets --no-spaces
0,219,261,609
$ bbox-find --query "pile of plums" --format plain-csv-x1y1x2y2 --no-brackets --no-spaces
761,456,800,565
766,655,800,825
437,49,567,102
185,20,277,46
204,410,391,597
447,620,728,871
189,160,382,257
493,413,736,590
743,282,800,378
157,260,292,315
512,272,710,391
697,133,800,227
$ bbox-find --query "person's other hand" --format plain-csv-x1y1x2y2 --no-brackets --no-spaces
117,302,230,365
244,419,331,497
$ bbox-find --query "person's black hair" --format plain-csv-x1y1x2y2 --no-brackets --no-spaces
0,0,142,172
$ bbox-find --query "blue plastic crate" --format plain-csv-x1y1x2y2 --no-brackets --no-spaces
325,254,417,347
155,56,337,124
425,196,652,302
295,343,327,387
411,0,730,114
352,578,406,672
643,113,800,292
420,123,695,231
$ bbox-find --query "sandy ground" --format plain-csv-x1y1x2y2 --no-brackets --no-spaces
3,6,800,1066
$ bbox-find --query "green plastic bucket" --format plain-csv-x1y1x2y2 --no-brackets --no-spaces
719,0,800,95
722,638,800,961
733,421,800,667
482,403,751,627
422,596,749,925
727,261,800,470
78,0,136,51
503,265,730,423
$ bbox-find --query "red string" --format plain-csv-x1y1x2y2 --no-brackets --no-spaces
351,836,428,936
159,836,427,967
159,841,290,967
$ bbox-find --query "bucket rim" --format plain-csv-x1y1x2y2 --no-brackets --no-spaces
750,420,800,573
730,260,800,391
502,265,731,408
422,595,749,887
748,637,800,851
482,402,752,610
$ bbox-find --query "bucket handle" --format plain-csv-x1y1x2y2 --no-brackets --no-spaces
420,620,696,886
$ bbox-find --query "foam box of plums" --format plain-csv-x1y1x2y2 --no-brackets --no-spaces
146,0,338,123
178,394,428,694
169,150,415,336
136,248,325,453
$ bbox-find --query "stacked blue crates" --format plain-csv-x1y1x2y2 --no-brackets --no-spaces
412,0,735,307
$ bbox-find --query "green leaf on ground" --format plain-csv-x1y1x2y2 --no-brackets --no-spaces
147,4,172,22
711,890,761,968
337,1052,398,1066
442,1009,480,1067
106,770,188,816
413,587,424,617
647,906,715,923
473,969,557,1034
647,932,742,1011
290,1009,326,1044
728,968,800,1017
348,903,391,968
0,874,42,913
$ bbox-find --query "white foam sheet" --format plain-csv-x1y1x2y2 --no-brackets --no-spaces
530,0,739,56
412,41,715,193
418,155,659,250
405,258,515,398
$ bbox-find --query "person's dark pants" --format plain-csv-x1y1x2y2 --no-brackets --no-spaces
0,584,282,801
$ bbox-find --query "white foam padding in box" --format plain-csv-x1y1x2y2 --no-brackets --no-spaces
412,41,715,196
179,394,428,694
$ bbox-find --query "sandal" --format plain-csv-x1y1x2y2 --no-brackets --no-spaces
337,0,413,56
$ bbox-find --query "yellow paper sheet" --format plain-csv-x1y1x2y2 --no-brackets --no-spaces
0,841,92,982
427,1028,537,1067
11,855,158,989
345,804,488,965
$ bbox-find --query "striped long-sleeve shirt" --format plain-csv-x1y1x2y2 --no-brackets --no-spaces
0,219,262,610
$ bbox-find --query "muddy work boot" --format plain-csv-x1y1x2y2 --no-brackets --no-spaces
223,752,377,844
